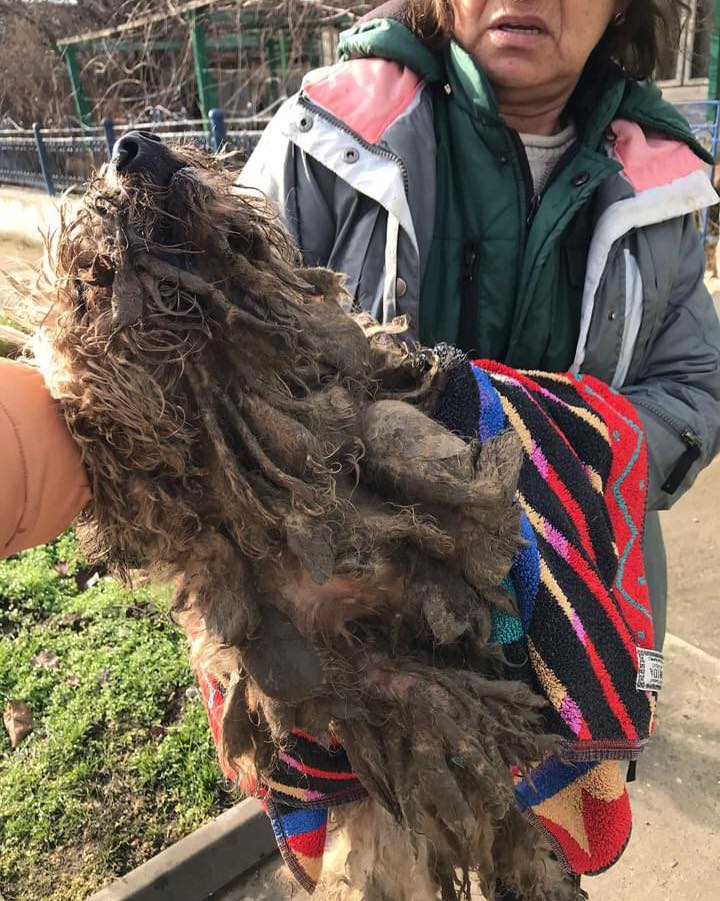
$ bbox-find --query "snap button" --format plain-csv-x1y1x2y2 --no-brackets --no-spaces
573,171,591,187
498,154,509,165
343,147,359,163
609,310,617,321
297,115,313,132
396,277,407,298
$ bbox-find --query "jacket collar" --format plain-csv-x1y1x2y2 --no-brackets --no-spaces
340,8,710,163
444,40,500,124
444,40,629,153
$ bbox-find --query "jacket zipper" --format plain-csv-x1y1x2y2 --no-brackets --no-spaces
508,131,581,231
631,398,703,495
459,242,481,354
299,95,410,196
508,130,536,231
543,141,581,198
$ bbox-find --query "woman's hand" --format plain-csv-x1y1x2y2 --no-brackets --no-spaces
0,358,89,558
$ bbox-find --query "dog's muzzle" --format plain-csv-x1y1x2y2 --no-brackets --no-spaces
111,130,186,187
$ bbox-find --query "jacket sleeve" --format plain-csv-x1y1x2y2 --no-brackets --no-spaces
621,215,720,511
0,357,90,559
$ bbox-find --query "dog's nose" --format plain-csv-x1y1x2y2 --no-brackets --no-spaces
111,130,184,186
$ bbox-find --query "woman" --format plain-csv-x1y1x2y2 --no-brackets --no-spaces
241,0,720,648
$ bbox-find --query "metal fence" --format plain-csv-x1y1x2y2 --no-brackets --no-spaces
0,108,271,196
2,101,720,240
0,125,106,194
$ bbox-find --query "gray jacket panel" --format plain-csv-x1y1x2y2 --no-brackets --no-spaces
620,216,720,511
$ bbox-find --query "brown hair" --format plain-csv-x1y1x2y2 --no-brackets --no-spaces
408,0,690,80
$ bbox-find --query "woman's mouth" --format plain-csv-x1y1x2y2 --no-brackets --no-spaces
497,24,542,34
488,16,549,47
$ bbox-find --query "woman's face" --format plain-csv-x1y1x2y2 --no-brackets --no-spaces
452,0,623,98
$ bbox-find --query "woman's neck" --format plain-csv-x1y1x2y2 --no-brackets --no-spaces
494,84,576,137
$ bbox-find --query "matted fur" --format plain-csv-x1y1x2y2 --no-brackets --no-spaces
32,146,582,900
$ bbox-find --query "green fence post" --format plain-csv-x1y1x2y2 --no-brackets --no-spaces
277,29,288,85
188,9,218,122
59,43,92,128
264,33,278,104
708,0,720,101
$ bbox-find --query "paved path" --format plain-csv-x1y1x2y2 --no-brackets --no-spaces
588,461,720,900
0,239,39,353
591,632,720,900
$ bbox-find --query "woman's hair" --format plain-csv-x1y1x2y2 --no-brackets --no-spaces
408,0,690,81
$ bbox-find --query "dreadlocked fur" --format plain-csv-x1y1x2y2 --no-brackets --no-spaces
33,142,582,900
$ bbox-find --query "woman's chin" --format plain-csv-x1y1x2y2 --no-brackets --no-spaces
480,55,559,96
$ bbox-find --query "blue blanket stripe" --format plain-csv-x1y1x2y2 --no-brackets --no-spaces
271,805,328,838
515,759,599,810
472,367,506,441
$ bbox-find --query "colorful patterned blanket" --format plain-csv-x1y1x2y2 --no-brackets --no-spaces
196,363,660,893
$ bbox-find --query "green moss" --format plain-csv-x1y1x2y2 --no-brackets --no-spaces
0,534,231,901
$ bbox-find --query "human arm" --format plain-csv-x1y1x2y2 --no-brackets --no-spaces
0,357,90,558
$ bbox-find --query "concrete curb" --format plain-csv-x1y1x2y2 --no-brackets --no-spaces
665,631,720,673
88,799,277,901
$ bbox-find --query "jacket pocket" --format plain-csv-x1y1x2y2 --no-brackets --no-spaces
631,397,703,495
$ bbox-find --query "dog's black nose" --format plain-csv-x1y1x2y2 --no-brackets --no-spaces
111,130,184,186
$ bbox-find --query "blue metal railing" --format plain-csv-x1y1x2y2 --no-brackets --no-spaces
0,123,113,193
0,110,272,196
2,100,720,242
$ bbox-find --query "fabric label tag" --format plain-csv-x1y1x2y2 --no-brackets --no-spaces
636,648,663,692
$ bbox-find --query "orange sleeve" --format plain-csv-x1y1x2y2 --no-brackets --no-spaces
0,357,90,558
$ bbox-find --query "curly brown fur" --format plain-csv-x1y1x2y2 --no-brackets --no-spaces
34,144,567,898
320,801,583,901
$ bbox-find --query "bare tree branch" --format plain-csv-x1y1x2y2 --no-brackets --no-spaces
0,1,371,127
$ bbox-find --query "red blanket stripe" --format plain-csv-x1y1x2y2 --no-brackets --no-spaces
566,544,640,668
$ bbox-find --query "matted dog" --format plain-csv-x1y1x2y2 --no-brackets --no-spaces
29,133,635,901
